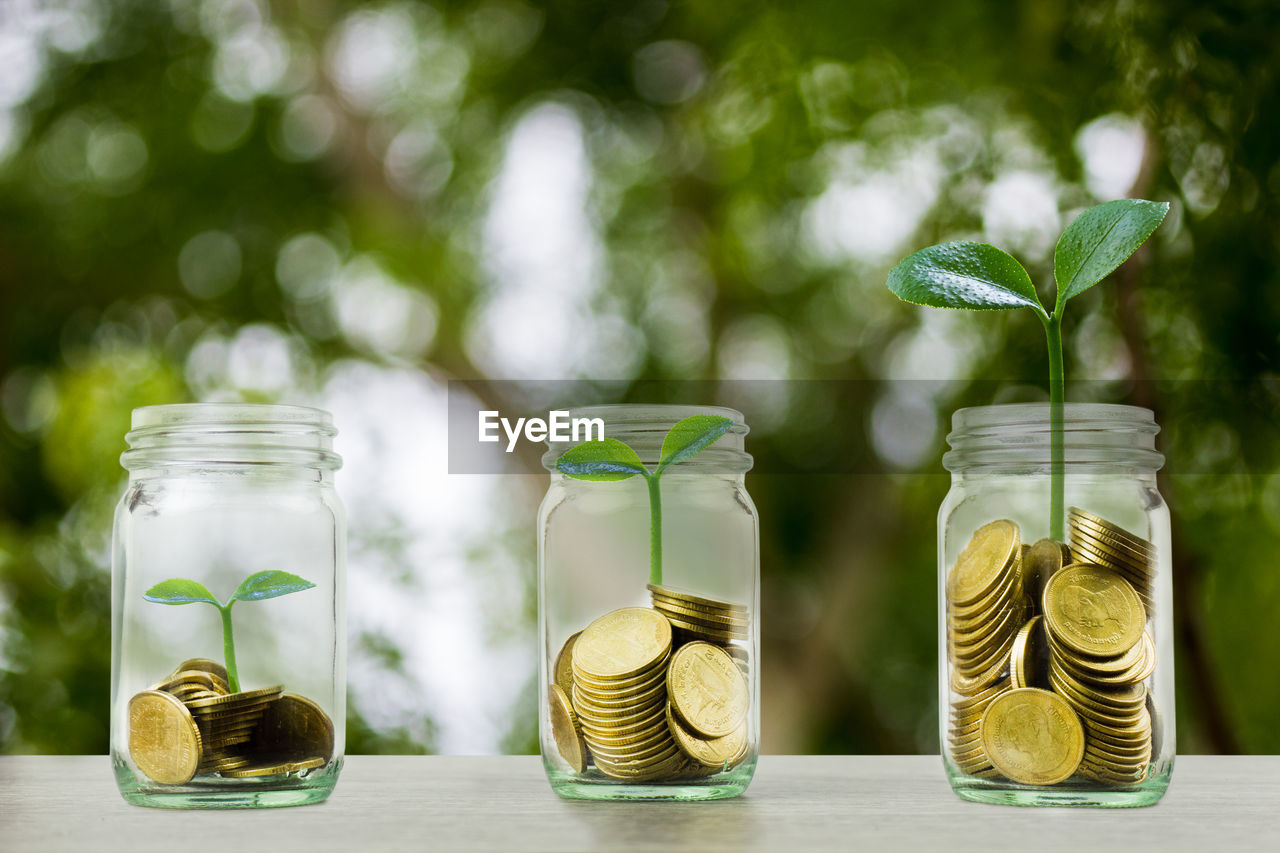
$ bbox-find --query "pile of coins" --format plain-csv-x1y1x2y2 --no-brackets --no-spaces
1069,506,1156,612
550,593,751,783
946,520,1028,693
946,677,1011,779
945,511,1159,788
648,584,750,676
1044,561,1155,784
128,658,334,786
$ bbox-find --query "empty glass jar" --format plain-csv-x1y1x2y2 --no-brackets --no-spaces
111,404,346,808
938,403,1174,806
538,405,759,801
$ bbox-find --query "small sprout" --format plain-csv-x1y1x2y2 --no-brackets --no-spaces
145,570,315,693
886,199,1169,539
555,414,734,585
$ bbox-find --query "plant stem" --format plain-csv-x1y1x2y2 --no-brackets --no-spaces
646,472,663,586
1044,313,1066,542
219,603,241,693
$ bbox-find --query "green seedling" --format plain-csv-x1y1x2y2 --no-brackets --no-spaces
886,198,1169,540
144,570,315,693
555,413,735,586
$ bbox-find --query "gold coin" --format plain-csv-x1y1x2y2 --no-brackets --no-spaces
950,650,1012,695
572,661,667,698
580,725,668,750
553,631,581,696
249,693,335,762
593,747,684,779
949,562,1021,621
586,729,676,762
572,677,667,712
947,519,1020,605
548,684,587,773
651,598,749,627
667,641,749,739
128,690,202,785
198,755,253,773
186,684,283,710
660,613,746,642
1024,539,1065,602
653,605,750,635
1043,565,1144,657
665,703,746,769
220,756,326,778
646,584,748,614
576,698,667,731
572,607,672,681
1068,507,1154,552
155,670,229,695
1009,616,1040,689
172,658,230,685
980,687,1085,786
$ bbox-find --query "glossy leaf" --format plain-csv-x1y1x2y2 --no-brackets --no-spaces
1054,199,1169,313
229,570,316,603
887,242,1043,314
555,438,648,481
143,578,221,606
657,415,734,473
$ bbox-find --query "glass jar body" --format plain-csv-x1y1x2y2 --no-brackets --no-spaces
110,405,346,809
939,404,1173,807
538,406,759,801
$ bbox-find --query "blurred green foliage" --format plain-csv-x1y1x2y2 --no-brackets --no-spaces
1,0,1278,756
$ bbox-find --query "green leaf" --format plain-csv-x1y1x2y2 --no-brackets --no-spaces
143,578,221,606
887,242,1044,315
1053,199,1169,313
658,415,734,473
556,438,648,481
229,570,315,603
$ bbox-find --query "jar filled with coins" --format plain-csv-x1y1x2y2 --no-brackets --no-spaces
538,405,758,800
938,403,1173,806
111,404,345,808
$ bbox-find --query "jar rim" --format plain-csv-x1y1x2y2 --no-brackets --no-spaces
123,403,341,472
944,402,1163,472
560,403,745,426
130,402,334,431
950,402,1157,429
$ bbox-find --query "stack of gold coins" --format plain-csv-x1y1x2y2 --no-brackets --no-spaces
229,693,334,778
666,641,750,777
1068,507,1156,610
1043,563,1153,785
553,601,753,783
187,685,284,775
946,519,1027,692
947,677,1011,778
130,658,332,783
570,607,683,782
945,512,1160,789
647,584,748,649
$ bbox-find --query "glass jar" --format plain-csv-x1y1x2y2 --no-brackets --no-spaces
111,404,346,808
938,403,1174,807
538,405,759,801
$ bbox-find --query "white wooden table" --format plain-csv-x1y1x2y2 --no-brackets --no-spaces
2,755,1274,852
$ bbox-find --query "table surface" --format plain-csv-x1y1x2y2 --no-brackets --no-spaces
2,755,1276,852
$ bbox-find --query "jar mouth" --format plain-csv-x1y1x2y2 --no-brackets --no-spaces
944,403,1163,472
541,404,751,472
123,403,341,471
